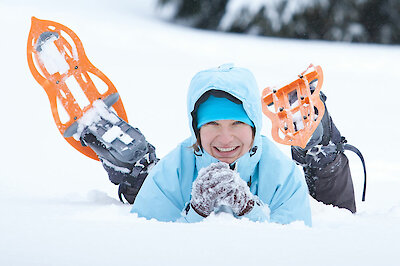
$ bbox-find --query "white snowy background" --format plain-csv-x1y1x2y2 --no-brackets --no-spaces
1,0,400,265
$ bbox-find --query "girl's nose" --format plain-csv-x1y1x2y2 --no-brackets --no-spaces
217,127,234,144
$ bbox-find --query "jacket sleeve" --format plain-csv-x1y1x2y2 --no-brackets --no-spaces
268,164,312,227
256,137,312,227
179,204,205,223
132,159,307,225
130,145,190,222
241,199,270,222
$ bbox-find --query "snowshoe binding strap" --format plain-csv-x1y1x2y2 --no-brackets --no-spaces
261,64,325,148
27,17,128,160
343,143,367,201
329,136,367,202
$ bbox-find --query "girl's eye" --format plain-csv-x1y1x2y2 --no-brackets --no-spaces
205,121,218,126
233,121,244,125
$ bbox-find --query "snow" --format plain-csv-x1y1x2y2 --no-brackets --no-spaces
73,99,119,140
1,0,400,265
38,35,70,75
64,75,90,109
102,125,133,144
101,158,130,174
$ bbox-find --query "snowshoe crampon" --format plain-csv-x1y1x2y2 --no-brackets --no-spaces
27,17,128,160
261,64,325,148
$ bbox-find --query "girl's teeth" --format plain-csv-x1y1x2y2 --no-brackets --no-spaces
218,147,235,152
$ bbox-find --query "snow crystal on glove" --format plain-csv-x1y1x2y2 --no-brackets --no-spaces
217,170,254,216
191,162,254,217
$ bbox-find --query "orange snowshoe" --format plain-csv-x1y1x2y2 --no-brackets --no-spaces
27,17,128,161
261,65,325,148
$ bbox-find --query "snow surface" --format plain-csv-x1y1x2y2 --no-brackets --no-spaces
1,0,400,265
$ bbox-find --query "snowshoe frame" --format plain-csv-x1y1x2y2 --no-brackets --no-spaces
27,17,128,161
261,64,325,148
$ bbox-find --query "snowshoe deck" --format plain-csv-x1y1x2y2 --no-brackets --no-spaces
27,17,128,160
261,65,325,148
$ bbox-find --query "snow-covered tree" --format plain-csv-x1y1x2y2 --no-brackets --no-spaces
157,0,400,44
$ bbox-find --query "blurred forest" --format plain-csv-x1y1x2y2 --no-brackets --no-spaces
157,0,400,44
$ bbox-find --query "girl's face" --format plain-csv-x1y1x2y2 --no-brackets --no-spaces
199,120,254,164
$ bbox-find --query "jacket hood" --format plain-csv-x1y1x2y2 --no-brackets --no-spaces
187,63,262,139
187,64,263,181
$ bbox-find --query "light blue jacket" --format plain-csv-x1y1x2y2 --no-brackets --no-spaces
131,64,312,226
